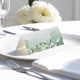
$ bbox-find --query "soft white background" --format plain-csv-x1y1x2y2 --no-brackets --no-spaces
3,0,80,27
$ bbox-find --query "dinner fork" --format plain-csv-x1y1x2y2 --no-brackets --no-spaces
6,59,47,80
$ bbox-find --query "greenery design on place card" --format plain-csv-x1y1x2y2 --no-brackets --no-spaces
24,27,64,55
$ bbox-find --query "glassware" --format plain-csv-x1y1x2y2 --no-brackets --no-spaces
0,0,10,37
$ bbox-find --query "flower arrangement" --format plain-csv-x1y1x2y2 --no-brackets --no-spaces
16,0,62,25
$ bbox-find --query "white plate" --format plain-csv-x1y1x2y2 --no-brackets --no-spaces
0,33,80,61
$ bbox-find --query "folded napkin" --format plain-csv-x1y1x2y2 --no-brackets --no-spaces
32,46,80,80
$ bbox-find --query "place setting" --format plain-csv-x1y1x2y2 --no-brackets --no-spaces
0,0,80,80
0,23,80,79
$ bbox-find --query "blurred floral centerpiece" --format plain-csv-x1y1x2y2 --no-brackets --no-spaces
16,0,62,25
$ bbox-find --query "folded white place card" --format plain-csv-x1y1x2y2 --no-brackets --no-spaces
0,26,63,56
32,46,80,80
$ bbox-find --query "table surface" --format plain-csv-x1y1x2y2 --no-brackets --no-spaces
4,21,80,36
0,21,80,80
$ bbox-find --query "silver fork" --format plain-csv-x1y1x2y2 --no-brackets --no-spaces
6,59,47,80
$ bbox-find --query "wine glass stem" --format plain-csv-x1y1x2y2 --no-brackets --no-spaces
0,18,3,35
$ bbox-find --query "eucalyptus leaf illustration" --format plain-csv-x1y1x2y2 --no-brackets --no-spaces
28,0,38,6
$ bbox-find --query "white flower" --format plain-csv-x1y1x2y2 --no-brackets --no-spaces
31,1,62,22
16,1,62,25
16,5,33,25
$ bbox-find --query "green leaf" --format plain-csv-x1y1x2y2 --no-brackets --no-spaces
28,0,38,6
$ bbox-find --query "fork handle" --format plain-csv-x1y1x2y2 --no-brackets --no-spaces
23,68,47,80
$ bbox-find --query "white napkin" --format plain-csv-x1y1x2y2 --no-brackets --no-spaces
32,46,80,80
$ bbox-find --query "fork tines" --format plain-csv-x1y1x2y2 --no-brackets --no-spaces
6,59,20,69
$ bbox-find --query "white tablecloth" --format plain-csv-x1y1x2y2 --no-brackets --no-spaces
0,21,80,80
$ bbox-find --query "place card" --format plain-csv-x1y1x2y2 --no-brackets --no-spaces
0,26,64,55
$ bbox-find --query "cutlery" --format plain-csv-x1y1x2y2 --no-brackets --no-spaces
6,59,47,80
22,26,40,31
3,30,16,35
